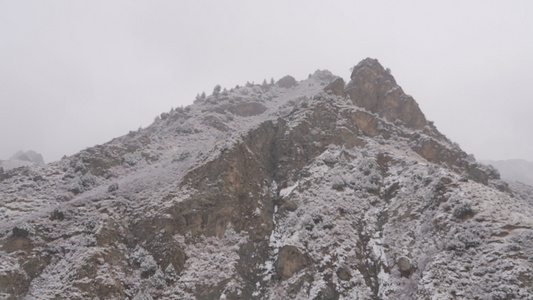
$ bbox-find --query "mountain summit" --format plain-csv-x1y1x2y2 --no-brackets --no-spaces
346,58,427,130
1,59,532,299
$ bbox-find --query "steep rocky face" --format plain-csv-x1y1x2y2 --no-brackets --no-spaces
1,59,532,299
345,58,427,130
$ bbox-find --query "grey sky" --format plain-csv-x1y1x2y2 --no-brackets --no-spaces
1,1,532,163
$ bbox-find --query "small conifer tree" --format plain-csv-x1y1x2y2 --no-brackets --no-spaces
213,85,221,96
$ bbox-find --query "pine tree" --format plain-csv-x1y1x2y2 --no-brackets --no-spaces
213,85,221,96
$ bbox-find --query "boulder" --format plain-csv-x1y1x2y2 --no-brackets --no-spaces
324,77,346,97
275,245,309,280
398,256,412,277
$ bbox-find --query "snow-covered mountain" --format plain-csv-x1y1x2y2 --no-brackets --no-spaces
1,58,533,299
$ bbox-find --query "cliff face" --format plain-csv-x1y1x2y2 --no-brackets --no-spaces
1,59,533,299
345,58,427,130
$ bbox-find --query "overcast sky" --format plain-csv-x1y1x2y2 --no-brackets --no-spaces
1,1,532,163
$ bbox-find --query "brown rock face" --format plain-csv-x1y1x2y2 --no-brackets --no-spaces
275,245,309,280
324,77,346,97
345,58,427,130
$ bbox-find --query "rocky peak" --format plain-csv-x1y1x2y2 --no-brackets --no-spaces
345,58,428,130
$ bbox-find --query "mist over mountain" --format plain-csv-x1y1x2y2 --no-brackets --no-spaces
0,150,45,172
1,59,533,299
483,159,533,186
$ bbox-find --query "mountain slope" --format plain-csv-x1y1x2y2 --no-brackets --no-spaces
1,59,532,299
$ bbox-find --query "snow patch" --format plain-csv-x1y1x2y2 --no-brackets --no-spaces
280,182,299,198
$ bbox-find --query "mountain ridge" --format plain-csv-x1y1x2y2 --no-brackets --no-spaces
1,58,532,299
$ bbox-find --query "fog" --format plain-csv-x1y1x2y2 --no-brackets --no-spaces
1,1,532,163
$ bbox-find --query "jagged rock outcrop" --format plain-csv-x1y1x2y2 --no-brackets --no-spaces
1,59,532,299
324,77,346,97
345,58,427,130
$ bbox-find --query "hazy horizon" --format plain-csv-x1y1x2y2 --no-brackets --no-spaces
1,1,532,163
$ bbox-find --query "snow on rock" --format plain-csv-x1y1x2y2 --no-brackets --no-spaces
279,182,299,198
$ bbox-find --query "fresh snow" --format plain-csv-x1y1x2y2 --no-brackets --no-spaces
279,182,299,198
